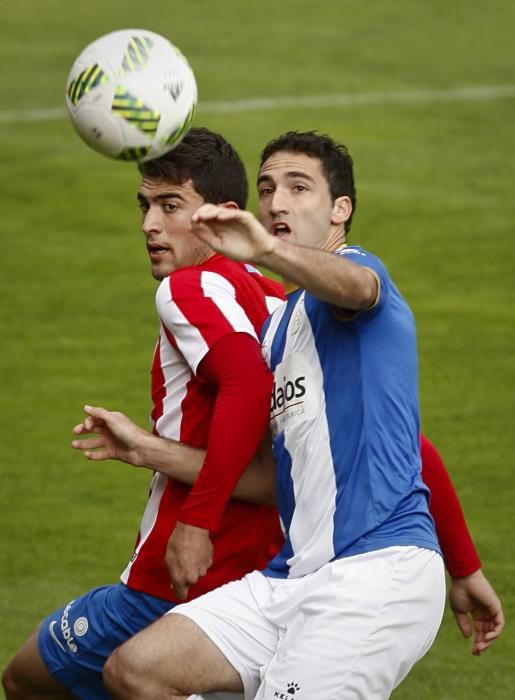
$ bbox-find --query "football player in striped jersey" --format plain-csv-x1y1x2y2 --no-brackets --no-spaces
2,128,285,700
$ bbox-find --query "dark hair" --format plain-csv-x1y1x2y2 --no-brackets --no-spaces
260,131,357,231
138,127,248,209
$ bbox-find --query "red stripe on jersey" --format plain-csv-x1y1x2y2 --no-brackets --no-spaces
162,322,180,351
169,268,237,349
150,339,165,432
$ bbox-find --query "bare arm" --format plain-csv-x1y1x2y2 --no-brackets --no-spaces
258,237,378,309
190,205,377,309
72,405,277,505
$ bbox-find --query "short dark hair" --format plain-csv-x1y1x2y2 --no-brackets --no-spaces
260,131,357,231
138,127,248,209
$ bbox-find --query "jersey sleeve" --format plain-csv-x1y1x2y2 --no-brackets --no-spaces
336,246,391,315
178,332,274,530
156,268,259,374
421,434,482,577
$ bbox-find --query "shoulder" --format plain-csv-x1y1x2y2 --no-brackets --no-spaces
164,264,239,302
337,246,388,276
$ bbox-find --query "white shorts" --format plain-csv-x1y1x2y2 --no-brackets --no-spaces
171,546,445,700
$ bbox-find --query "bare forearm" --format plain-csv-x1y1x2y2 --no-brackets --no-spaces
257,238,377,309
73,405,275,504
138,432,276,505
138,433,204,481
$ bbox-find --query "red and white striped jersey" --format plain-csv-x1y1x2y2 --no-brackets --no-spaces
121,255,285,602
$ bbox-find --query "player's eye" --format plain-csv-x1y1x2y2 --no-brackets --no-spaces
293,184,307,192
163,202,178,212
258,187,274,197
138,202,149,212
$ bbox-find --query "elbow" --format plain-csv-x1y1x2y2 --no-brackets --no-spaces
360,275,379,309
345,270,379,310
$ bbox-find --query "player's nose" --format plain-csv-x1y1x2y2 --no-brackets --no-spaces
269,188,289,215
142,207,163,235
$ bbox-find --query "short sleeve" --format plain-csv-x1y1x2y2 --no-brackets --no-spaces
337,246,392,316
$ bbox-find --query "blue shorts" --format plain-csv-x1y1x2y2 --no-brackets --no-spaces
38,582,173,700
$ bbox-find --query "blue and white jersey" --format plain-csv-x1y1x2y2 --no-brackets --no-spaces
262,246,441,579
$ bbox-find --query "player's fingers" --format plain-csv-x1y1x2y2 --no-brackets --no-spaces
84,416,102,432
484,622,504,641
82,449,110,461
190,220,218,243
453,610,473,639
192,203,224,222
491,609,506,634
473,635,495,655
84,404,112,422
71,437,105,450
209,207,244,221
171,579,189,600
72,423,87,435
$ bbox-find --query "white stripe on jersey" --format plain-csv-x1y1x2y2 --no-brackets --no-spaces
265,295,286,315
200,271,258,340
265,293,339,578
154,324,191,439
261,301,288,366
156,281,210,374
121,472,167,583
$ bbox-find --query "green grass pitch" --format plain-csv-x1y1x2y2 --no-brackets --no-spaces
0,1,514,697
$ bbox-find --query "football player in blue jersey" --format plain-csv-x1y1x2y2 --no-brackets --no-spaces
102,131,503,700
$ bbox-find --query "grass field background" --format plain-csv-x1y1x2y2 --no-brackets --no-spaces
1,1,514,696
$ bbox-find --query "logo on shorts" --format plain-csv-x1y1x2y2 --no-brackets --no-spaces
73,616,89,637
60,600,78,653
48,620,65,652
274,682,301,699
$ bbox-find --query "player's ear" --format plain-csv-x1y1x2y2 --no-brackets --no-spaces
220,201,240,210
331,196,352,226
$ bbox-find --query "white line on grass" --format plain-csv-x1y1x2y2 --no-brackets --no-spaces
1,85,515,123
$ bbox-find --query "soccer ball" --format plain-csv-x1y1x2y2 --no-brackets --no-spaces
65,29,197,162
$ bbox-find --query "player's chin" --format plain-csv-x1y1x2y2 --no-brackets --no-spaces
150,261,176,280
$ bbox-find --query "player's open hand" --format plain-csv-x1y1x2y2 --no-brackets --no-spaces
165,521,213,600
72,405,149,467
449,568,505,655
191,204,275,263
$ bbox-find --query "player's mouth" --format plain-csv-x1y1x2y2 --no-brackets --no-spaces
147,242,170,259
271,222,291,239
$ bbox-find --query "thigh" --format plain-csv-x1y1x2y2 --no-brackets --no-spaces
37,583,171,699
111,572,279,700
3,624,75,699
257,547,445,700
108,613,243,696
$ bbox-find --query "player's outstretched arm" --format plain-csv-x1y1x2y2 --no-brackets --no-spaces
72,405,204,472
191,204,377,309
72,405,276,505
449,569,505,655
